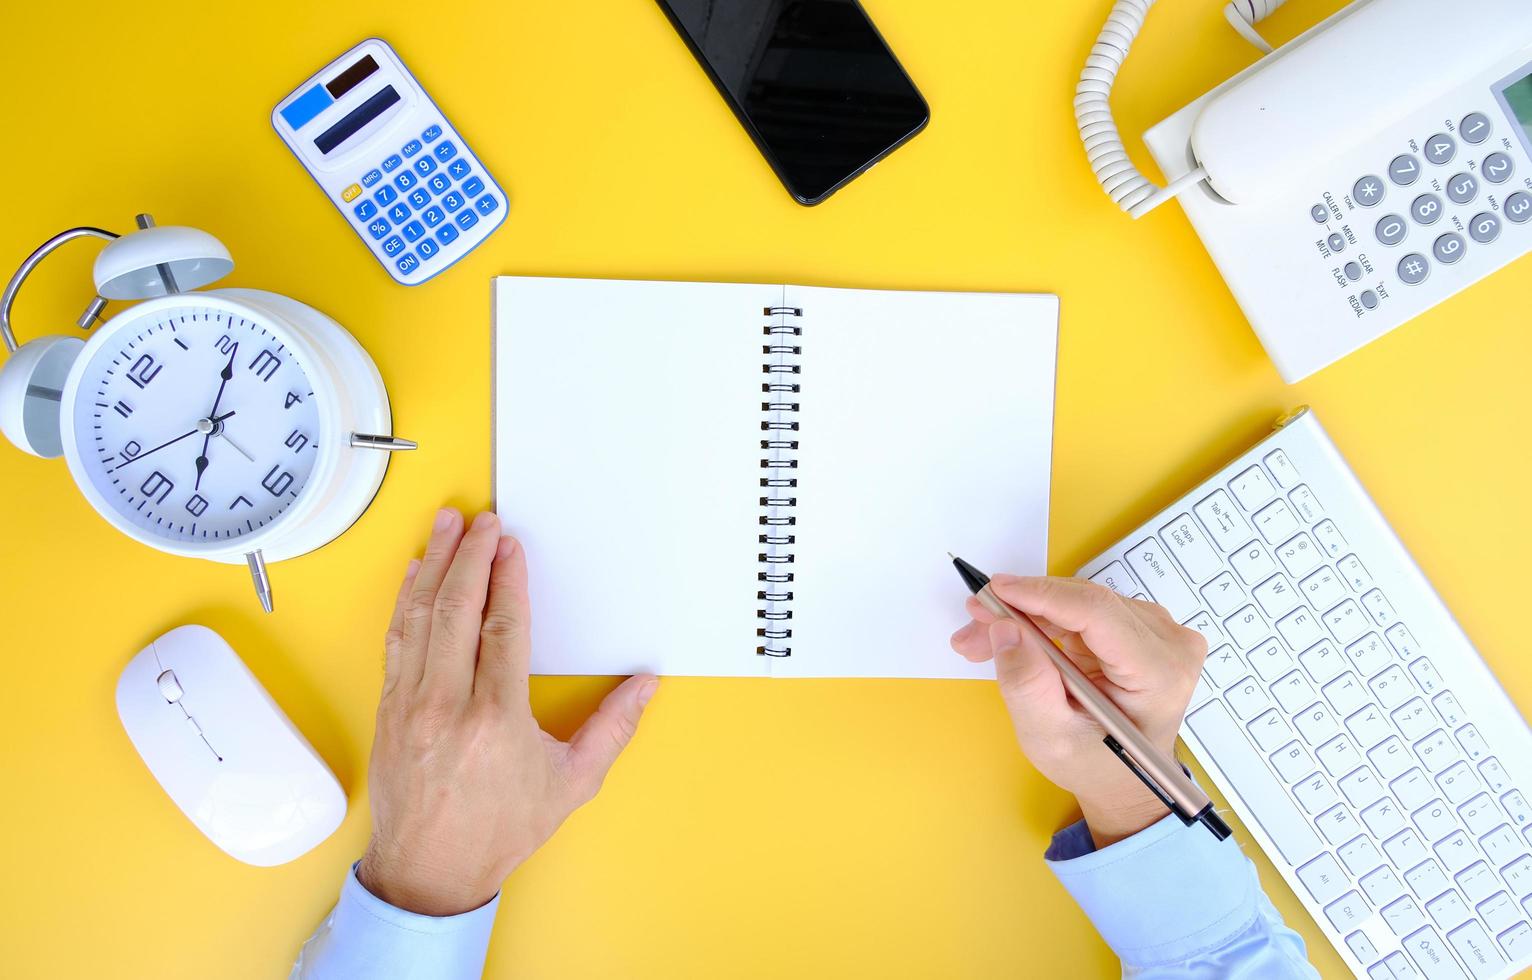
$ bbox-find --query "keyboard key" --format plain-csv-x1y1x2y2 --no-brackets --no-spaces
1386,895,1430,936
1362,590,1397,628
1427,888,1470,930
1336,834,1383,876
1481,825,1521,867
434,139,457,161
361,168,383,187
422,206,446,228
1125,538,1198,620
1455,726,1488,763
1339,554,1374,592
1362,864,1407,904
1297,771,1340,814
1301,640,1349,684
1225,606,1270,650
1200,572,1245,616
1446,920,1504,978
1229,466,1277,510
1385,952,1422,980
1416,731,1459,774
1370,737,1414,779
1434,832,1475,874
1297,701,1343,744
1455,862,1497,903
1500,921,1532,960
1326,890,1371,931
1232,544,1282,591
1479,759,1510,794
395,252,419,275
1299,852,1350,903
1160,514,1222,583
421,124,443,143
367,218,391,240
407,187,431,210
402,138,423,158
1186,701,1322,861
1248,638,1293,681
1403,927,1467,979
413,155,437,177
456,209,479,230
428,173,452,195
1431,693,1465,729
1300,567,1347,609
451,161,475,184
1253,575,1300,618
394,170,417,191
1414,800,1458,842
382,153,403,172
380,235,405,256
1227,676,1272,719
340,181,363,203
1503,790,1531,828
1371,665,1416,709
1319,803,1363,844
1387,829,1430,869
442,190,466,212
1477,892,1518,932
1406,859,1451,900
1394,769,1436,810
1319,735,1365,777
1273,670,1316,712
374,184,399,207
401,221,426,243
1264,449,1299,487
1392,699,1434,740
1362,796,1407,837
1248,709,1292,751
1194,490,1250,552
1350,636,1395,681
1325,600,1369,643
1254,499,1300,544
354,199,378,222
1271,740,1314,782
1346,704,1391,747
1436,762,1480,804
1312,520,1347,558
388,202,412,224
1274,534,1323,578
1204,645,1246,687
1088,561,1138,597
475,194,499,215
1459,795,1501,836
1386,623,1421,660
1288,485,1323,523
416,238,439,260
436,223,459,246
1341,766,1387,807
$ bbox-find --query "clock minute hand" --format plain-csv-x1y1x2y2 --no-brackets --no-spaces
115,411,236,471
195,353,237,490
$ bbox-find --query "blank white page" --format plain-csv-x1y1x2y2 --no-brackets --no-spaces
494,277,777,676
779,287,1058,679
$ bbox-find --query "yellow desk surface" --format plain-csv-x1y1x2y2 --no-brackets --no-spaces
3,1,1529,977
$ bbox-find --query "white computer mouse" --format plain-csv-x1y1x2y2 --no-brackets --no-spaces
116,625,347,866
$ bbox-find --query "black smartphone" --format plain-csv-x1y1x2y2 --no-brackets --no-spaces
654,0,930,205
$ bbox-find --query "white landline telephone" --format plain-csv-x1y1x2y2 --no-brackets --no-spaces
1080,0,1532,382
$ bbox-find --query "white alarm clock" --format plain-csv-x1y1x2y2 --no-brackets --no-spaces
0,215,414,611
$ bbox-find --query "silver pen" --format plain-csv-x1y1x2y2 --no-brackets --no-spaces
950,554,1231,841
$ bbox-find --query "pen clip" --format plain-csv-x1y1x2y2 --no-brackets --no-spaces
1102,734,1192,825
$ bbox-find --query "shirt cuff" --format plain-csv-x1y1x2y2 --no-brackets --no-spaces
1045,813,1261,968
293,861,500,980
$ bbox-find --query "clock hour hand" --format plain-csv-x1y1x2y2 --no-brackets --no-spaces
115,411,236,471
194,353,239,489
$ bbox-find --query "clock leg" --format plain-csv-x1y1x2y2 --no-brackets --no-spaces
246,549,273,613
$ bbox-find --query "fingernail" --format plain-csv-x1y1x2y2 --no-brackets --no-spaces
495,535,517,561
434,508,457,531
638,678,660,706
473,511,499,532
405,558,421,577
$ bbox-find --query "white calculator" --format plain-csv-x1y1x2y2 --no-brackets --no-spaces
272,38,508,285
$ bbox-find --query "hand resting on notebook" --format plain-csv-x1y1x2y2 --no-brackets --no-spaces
950,576,1208,849
357,508,660,916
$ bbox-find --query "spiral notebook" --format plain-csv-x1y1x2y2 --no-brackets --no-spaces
493,276,1058,678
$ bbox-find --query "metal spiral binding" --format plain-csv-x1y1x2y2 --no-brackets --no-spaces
758,305,802,658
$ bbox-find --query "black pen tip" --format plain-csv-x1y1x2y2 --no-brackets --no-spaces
949,554,991,595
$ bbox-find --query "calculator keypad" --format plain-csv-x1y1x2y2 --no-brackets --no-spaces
334,123,505,281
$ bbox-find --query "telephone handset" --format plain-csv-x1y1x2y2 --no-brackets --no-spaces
1081,0,1532,382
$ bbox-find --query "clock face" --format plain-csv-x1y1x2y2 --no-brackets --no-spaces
71,304,323,545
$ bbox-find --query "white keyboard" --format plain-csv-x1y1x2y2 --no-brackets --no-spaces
1080,408,1532,980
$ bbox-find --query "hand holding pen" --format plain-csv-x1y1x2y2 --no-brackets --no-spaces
950,565,1230,848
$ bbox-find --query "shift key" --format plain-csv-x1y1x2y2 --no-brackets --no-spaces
1126,537,1199,620
1187,700,1323,864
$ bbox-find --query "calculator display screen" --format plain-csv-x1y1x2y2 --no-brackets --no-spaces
655,0,928,205
1495,64,1532,155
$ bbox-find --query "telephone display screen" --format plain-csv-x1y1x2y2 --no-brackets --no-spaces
655,0,928,205
1496,66,1532,153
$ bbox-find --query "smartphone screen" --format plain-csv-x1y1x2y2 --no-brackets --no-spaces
656,0,929,205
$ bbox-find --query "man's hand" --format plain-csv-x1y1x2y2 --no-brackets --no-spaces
358,508,659,916
951,576,1206,848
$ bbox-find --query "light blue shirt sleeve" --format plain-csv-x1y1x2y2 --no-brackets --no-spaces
291,861,499,980
1046,813,1320,978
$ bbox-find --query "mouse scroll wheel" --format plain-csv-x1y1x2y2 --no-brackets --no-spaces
156,669,185,703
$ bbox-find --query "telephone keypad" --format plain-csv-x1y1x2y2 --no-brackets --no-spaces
1469,213,1502,245
1459,113,1492,145
1506,193,1532,224
1328,233,1347,253
1376,215,1408,247
1354,176,1386,207
1344,262,1362,281
1482,153,1515,184
1433,233,1466,266
1360,291,1379,310
1311,204,1329,223
1411,194,1444,226
1398,254,1431,286
1424,134,1457,166
1446,173,1478,206
1389,154,1421,186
